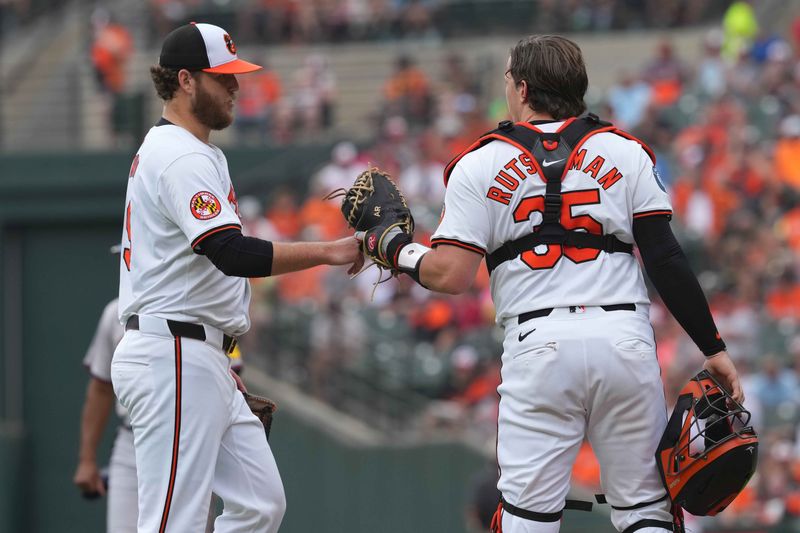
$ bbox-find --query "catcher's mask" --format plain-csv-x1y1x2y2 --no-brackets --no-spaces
656,370,758,517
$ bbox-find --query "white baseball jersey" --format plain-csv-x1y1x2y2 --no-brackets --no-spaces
83,298,128,426
118,121,250,335
432,122,672,322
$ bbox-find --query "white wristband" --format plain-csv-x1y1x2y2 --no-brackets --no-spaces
396,243,431,272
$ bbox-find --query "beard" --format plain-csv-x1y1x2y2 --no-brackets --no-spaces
191,83,233,131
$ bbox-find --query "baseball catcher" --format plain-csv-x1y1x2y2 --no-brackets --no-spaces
330,167,430,282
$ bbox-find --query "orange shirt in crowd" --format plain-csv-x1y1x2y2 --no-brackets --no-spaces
778,207,800,252
266,200,302,239
413,299,453,331
446,117,493,158
701,150,744,237
670,177,694,218
674,123,728,160
455,368,501,407
299,198,347,240
91,23,134,94
774,137,800,189
237,70,282,118
787,491,800,516
649,79,681,107
708,185,739,237
766,283,800,320
726,485,756,515
384,68,430,101
276,267,324,303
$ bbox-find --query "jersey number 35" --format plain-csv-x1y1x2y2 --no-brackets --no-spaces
513,189,602,270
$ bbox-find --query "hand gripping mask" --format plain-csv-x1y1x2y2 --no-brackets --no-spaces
656,370,758,517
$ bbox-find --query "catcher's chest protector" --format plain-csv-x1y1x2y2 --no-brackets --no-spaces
656,370,758,517
443,114,653,273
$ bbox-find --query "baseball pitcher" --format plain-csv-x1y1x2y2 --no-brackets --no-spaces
112,22,362,533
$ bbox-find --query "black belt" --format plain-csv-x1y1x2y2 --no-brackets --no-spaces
518,303,636,325
125,315,237,354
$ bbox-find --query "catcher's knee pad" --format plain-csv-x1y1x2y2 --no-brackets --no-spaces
491,498,563,533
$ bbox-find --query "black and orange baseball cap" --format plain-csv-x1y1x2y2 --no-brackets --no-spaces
159,22,262,74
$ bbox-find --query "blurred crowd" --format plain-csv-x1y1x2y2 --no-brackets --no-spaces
147,0,442,45
234,53,337,145
233,49,489,146
0,0,69,32
235,4,800,530
145,0,727,46
75,0,731,146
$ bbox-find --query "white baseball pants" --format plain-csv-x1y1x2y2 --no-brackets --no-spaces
106,427,222,533
112,328,286,533
495,306,673,532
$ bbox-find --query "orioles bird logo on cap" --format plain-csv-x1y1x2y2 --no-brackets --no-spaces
223,34,237,55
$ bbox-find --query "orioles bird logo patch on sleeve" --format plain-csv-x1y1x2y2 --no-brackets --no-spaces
190,191,222,220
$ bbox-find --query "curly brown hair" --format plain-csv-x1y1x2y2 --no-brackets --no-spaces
508,35,588,120
149,65,182,101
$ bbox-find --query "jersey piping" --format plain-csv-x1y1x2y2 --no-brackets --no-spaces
429,237,487,255
159,336,183,533
191,223,243,249
633,210,674,219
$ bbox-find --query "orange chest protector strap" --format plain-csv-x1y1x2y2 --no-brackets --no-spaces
444,114,634,274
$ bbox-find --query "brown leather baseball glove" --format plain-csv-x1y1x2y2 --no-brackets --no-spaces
243,392,277,439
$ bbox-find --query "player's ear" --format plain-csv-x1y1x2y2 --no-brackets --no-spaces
177,69,196,94
518,79,528,103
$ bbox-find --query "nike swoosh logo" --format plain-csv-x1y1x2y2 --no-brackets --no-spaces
518,329,536,342
542,158,565,167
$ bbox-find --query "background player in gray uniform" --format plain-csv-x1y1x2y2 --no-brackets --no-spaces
112,23,362,533
365,35,743,533
73,298,132,532
74,296,242,532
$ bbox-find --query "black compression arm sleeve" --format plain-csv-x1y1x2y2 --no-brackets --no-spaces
193,228,273,277
633,216,726,357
